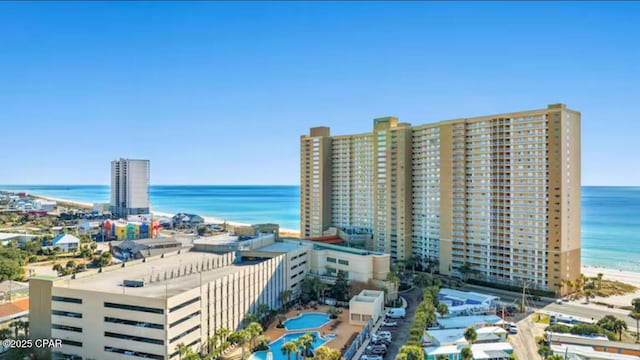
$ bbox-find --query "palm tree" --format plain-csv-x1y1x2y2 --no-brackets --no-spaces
298,333,316,359
281,341,299,360
314,346,341,360
217,327,231,344
463,327,477,344
281,290,293,311
237,329,251,360
243,313,258,327
597,273,604,289
613,319,628,341
0,328,12,340
23,321,28,338
175,343,189,360
437,303,449,318
277,314,287,327
11,320,24,338
460,346,473,360
246,322,263,351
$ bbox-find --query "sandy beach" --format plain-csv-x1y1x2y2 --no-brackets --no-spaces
29,194,301,236
582,265,640,307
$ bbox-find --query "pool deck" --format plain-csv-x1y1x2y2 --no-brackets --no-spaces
264,305,365,352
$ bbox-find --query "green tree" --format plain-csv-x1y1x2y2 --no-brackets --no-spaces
436,355,449,360
632,298,640,313
175,343,189,360
538,345,552,359
314,346,341,360
237,329,251,360
437,303,449,318
0,328,12,340
460,346,473,360
463,327,477,344
548,355,564,360
326,306,339,319
414,273,433,288
331,270,350,301
246,322,263,351
457,262,476,282
398,345,424,360
281,341,299,360
281,290,293,311
297,333,316,359
276,314,287,327
66,260,76,269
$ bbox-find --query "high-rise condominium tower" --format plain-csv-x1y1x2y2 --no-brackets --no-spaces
300,104,580,295
110,158,150,218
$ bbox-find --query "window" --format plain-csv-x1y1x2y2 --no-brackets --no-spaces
105,317,164,330
104,302,164,314
338,259,349,266
327,257,336,263
52,296,82,304
105,331,164,345
61,339,82,347
169,296,200,312
52,324,82,333
52,310,82,318
170,311,201,328
104,347,164,360
170,325,201,343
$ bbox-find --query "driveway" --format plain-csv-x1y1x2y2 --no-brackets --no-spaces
384,287,422,360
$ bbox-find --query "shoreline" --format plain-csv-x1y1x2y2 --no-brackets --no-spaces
10,192,300,235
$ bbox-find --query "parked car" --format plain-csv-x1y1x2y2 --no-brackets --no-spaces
555,299,563,304
371,339,391,346
367,348,386,356
361,355,383,360
367,344,388,351
382,321,398,327
371,334,392,342
509,327,518,335
377,331,392,338
386,308,406,319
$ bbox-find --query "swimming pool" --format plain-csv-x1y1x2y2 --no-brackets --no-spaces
251,332,328,360
284,313,331,331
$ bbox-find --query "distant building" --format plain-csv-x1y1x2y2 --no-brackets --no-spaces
51,234,80,253
110,238,182,260
0,233,37,246
233,223,280,240
110,158,150,218
172,213,204,228
100,219,160,241
33,199,56,211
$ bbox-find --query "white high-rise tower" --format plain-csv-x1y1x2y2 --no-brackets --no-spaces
110,158,150,218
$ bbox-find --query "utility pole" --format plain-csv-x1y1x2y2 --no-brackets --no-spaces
521,281,527,314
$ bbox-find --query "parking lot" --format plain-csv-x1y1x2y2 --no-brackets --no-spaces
361,287,422,360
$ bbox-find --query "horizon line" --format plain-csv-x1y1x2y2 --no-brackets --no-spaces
0,184,636,187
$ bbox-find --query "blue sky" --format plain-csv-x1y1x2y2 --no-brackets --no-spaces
0,2,638,186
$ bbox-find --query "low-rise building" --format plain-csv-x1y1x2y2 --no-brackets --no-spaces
51,234,80,253
424,342,514,360
434,315,504,330
551,344,640,360
425,326,507,347
349,290,384,325
438,288,499,317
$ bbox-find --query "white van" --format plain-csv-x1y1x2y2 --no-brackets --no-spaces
386,308,406,319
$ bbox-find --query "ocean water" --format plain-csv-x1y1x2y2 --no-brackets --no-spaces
1,185,639,272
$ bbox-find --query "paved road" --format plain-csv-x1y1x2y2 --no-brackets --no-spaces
509,314,547,360
384,287,421,360
462,283,639,332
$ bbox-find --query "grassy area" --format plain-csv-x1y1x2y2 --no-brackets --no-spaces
533,313,550,324
592,279,637,297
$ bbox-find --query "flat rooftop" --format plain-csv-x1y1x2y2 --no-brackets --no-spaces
435,315,503,329
55,251,265,298
256,241,308,253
